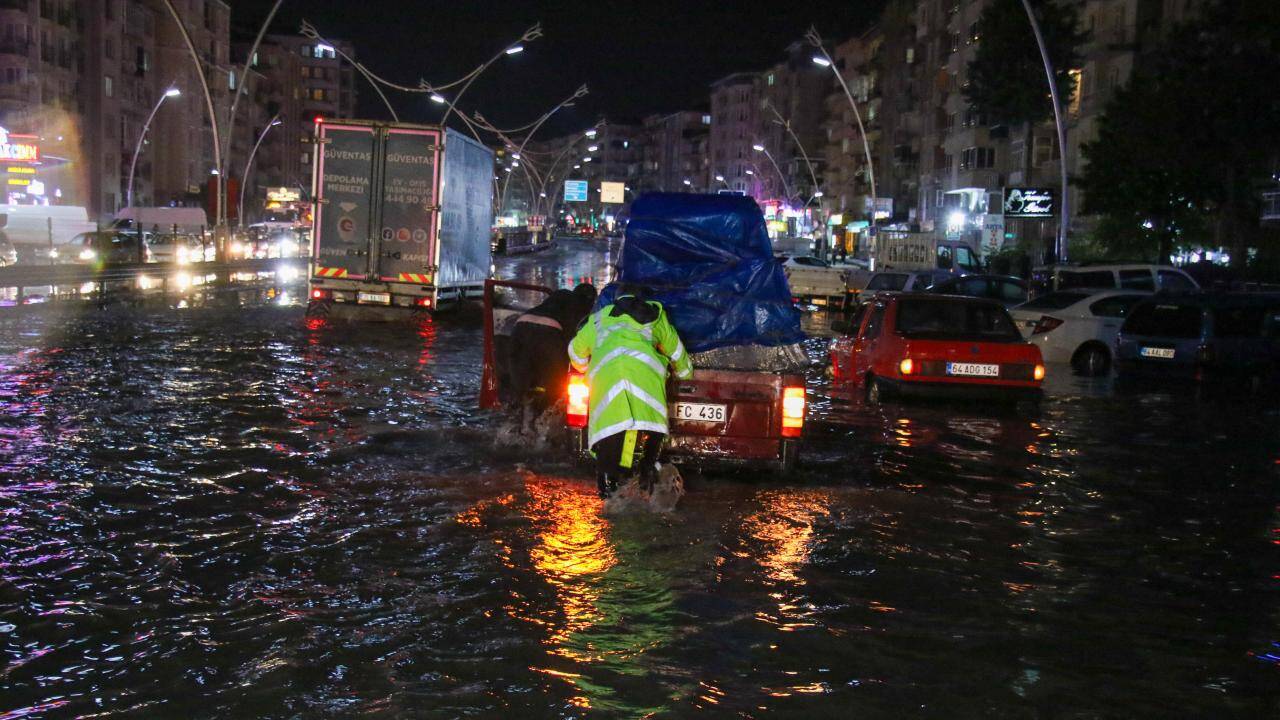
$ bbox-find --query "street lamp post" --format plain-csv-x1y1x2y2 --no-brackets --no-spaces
238,114,282,227
808,26,878,231
752,143,792,201
1020,0,1070,262
125,87,180,209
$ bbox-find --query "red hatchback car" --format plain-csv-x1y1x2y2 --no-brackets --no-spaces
830,293,1046,402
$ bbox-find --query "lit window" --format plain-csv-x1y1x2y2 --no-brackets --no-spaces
104,75,113,97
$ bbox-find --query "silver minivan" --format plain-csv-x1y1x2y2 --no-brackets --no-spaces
1033,264,1199,295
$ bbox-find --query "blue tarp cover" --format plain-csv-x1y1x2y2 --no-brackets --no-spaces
600,193,803,352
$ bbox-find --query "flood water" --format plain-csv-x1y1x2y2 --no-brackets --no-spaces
1,238,1277,718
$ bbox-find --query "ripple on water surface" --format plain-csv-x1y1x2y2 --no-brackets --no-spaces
0,295,1278,717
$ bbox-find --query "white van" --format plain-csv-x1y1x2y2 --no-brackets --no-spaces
0,205,97,262
113,206,208,234
1033,264,1199,295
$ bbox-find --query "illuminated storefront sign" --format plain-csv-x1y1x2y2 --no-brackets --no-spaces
0,127,39,163
1003,187,1056,218
267,186,301,203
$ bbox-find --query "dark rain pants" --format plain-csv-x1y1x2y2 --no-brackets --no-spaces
592,430,664,498
507,321,569,412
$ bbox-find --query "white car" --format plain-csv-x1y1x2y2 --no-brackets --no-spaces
147,234,207,264
1010,289,1152,375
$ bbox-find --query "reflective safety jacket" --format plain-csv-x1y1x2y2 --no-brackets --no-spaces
568,297,693,448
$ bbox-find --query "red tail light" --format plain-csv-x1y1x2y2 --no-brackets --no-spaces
1032,315,1064,335
566,372,589,428
899,357,915,376
781,386,805,438
310,288,330,300
416,297,433,308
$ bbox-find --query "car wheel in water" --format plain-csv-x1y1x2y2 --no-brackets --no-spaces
1071,344,1111,376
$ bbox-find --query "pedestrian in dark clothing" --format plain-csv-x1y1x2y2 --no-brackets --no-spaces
507,283,597,413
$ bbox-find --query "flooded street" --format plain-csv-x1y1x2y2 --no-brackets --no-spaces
1,238,1277,717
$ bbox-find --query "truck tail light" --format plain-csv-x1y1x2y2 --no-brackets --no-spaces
416,297,433,308
781,386,805,437
310,288,330,300
1032,315,1064,335
1034,364,1046,382
566,372,589,428
899,357,915,376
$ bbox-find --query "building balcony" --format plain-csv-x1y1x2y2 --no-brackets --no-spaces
950,168,1000,191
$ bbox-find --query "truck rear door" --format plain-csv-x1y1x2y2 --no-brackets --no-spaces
313,123,376,280
373,127,441,285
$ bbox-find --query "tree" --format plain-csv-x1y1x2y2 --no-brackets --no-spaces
965,0,1086,177
1079,0,1280,265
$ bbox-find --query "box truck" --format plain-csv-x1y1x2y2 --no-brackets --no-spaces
307,119,494,317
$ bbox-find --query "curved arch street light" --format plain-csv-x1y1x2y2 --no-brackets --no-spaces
126,86,180,209
808,25,877,230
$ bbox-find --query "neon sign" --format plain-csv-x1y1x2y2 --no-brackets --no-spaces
0,127,39,163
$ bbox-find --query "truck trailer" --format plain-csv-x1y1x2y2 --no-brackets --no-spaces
307,119,494,318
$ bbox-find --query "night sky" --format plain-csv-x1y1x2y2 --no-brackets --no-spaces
235,0,886,133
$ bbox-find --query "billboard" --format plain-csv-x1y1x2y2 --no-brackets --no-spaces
564,179,588,202
1003,187,1056,218
600,181,625,204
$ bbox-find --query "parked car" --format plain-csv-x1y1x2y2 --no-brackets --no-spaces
780,255,831,268
854,270,951,302
1010,290,1151,375
61,231,152,265
146,233,206,264
829,293,1045,402
927,274,1029,307
1115,293,1280,388
1031,263,1199,296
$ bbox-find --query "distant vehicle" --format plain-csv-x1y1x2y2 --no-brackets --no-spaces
0,233,16,266
1010,290,1151,375
829,293,1045,402
1032,264,1199,296
872,231,981,275
852,270,950,306
1115,293,1280,388
113,206,208,235
780,254,854,305
63,231,152,265
0,205,97,263
927,274,1029,308
307,120,494,316
147,233,206,264
780,255,830,268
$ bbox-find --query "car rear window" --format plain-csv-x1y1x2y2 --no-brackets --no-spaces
894,298,1022,342
1019,292,1088,310
1212,306,1266,338
866,273,908,291
1123,303,1203,339
1059,270,1116,289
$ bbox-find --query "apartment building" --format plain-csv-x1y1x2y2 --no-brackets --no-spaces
709,72,759,196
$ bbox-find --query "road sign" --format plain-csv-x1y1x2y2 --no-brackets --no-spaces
564,179,588,202
600,181,625,204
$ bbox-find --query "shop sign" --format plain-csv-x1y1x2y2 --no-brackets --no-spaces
1003,187,1056,217
0,127,38,163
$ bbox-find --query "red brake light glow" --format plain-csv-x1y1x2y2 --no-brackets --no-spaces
899,358,915,376
566,373,589,428
781,386,805,437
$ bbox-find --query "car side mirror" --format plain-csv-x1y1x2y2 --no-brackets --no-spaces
830,319,851,335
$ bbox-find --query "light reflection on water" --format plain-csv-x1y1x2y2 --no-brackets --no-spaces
0,246,1276,717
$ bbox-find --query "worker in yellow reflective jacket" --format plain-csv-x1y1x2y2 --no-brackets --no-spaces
568,284,693,498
